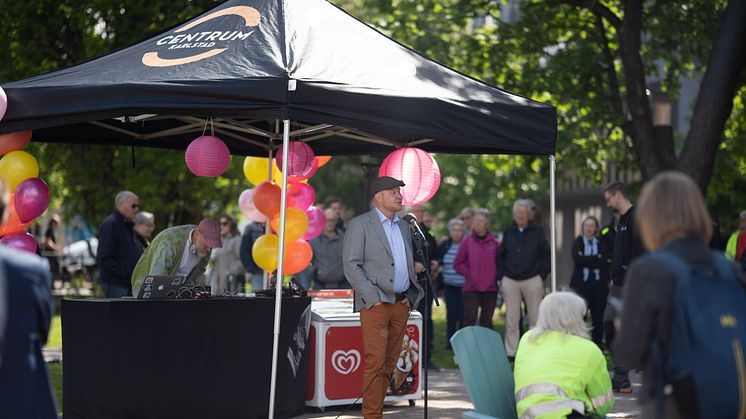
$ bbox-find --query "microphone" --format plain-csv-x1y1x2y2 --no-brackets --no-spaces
403,213,426,240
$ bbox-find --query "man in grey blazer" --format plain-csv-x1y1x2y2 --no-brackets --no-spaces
343,176,425,418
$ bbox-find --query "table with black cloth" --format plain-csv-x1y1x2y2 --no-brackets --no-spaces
62,296,311,419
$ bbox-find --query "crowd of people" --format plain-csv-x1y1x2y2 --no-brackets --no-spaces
4,170,746,419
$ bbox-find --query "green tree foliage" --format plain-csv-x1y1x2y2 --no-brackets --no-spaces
2,0,745,235
335,0,746,229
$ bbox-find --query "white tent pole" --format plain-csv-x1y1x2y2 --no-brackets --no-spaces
549,155,557,292
268,119,291,418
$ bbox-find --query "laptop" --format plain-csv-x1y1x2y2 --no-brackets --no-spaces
137,275,187,299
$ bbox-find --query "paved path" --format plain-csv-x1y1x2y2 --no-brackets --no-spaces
300,369,642,418
43,347,642,418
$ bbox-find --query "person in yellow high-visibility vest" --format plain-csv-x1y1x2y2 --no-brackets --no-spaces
725,211,746,260
514,292,614,418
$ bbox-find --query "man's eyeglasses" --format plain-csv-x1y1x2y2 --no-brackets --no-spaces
131,204,140,209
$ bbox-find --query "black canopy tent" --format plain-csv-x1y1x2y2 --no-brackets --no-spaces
0,0,555,156
0,0,557,416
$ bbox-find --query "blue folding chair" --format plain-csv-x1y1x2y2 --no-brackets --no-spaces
450,326,517,419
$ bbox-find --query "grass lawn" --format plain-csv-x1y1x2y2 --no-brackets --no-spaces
46,315,62,349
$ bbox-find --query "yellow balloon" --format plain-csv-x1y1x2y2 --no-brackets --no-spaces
243,157,270,186
270,207,309,242
0,150,39,192
252,234,279,271
271,160,283,183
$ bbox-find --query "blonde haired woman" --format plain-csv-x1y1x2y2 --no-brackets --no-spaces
617,171,746,418
514,292,614,418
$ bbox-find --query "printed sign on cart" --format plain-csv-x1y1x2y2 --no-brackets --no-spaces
324,324,420,400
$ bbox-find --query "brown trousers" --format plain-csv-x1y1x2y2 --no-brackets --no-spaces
359,301,410,418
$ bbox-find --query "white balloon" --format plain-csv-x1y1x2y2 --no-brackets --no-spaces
0,87,7,122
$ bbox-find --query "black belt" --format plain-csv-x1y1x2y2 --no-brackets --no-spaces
395,292,408,302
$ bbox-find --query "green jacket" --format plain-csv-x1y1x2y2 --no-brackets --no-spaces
131,225,210,295
514,331,614,418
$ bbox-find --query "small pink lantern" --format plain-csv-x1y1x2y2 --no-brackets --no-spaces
276,141,315,178
185,135,230,177
379,147,441,205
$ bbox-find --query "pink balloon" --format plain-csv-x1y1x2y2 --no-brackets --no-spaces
14,178,49,223
0,87,6,122
238,188,267,223
287,182,315,210
0,232,38,253
303,206,325,241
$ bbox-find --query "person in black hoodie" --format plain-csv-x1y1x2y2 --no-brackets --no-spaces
96,191,141,298
603,181,645,393
499,199,550,359
569,215,609,348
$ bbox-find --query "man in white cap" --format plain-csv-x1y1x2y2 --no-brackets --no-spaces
343,176,425,418
131,219,223,296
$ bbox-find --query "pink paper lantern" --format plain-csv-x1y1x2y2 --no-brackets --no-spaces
303,206,325,241
276,141,315,178
185,135,230,177
0,232,38,253
379,147,441,205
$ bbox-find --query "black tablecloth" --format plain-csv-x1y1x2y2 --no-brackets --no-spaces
62,297,311,419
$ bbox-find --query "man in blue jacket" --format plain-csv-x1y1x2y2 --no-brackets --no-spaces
97,190,141,297
0,178,58,419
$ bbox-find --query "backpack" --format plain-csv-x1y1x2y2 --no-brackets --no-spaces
648,250,746,419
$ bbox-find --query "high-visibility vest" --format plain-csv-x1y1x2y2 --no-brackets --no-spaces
726,231,739,261
514,331,614,419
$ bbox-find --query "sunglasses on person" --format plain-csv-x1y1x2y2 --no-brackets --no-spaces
220,221,229,226
131,204,140,209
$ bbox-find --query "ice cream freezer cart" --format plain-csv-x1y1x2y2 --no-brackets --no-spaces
305,290,423,409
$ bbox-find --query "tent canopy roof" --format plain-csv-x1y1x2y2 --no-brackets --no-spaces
0,0,556,156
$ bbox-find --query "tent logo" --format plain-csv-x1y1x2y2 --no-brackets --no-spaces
142,6,261,68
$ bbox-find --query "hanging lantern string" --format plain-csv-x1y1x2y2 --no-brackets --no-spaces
201,119,208,137
200,118,215,137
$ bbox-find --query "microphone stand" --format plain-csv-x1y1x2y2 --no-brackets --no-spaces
410,227,439,419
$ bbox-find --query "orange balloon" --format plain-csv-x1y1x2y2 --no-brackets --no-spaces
283,240,313,275
0,193,31,236
316,156,332,168
0,130,32,155
253,181,281,217
269,207,309,242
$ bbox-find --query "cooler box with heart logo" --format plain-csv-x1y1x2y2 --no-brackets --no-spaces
305,292,423,408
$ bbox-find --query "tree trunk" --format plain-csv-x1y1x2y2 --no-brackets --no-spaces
676,0,746,193
616,0,672,181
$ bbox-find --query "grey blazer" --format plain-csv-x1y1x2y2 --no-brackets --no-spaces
343,209,425,312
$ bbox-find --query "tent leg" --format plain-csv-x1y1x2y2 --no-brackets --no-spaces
268,119,291,419
549,155,557,293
